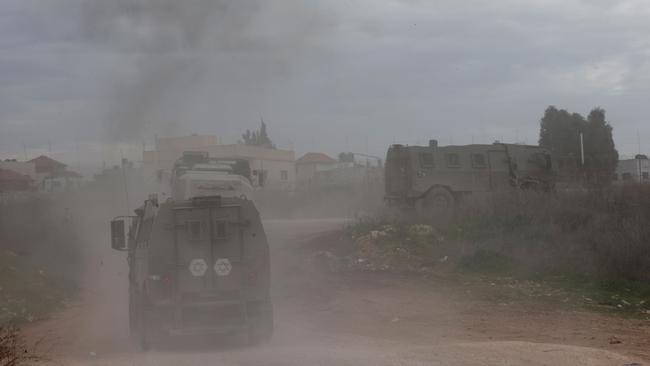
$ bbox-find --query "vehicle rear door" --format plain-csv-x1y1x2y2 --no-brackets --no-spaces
209,205,244,292
385,147,412,196
173,204,243,295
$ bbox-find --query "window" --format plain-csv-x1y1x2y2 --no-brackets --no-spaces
280,170,288,181
419,153,435,168
187,221,202,241
471,153,486,168
612,173,619,181
622,173,632,181
214,221,227,239
445,153,460,167
643,172,649,181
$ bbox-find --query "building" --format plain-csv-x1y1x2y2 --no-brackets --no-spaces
24,155,83,192
0,160,36,180
613,155,650,184
42,170,84,192
296,152,384,191
143,135,296,191
295,153,338,190
28,155,67,175
0,168,34,192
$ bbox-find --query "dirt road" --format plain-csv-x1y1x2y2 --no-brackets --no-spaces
28,219,648,365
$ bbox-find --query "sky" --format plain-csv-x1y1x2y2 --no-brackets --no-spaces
1,0,650,172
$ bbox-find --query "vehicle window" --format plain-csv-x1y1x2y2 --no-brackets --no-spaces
419,153,435,168
186,220,202,241
446,153,460,167
471,153,486,168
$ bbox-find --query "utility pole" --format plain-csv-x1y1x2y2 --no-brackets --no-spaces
579,132,585,166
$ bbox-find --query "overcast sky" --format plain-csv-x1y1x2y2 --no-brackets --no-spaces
1,0,650,171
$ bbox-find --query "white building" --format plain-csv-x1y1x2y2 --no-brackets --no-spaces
42,171,83,192
295,152,338,191
613,155,650,184
143,135,296,191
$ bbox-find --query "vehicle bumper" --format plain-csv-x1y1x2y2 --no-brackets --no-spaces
146,299,270,337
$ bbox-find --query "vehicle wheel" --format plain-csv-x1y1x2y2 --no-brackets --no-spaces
248,302,273,345
417,187,455,221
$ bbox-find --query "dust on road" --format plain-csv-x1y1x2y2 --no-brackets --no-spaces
27,219,647,365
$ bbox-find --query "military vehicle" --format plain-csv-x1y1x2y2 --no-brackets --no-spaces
384,140,554,214
110,151,272,350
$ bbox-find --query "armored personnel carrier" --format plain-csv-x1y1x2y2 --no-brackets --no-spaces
385,140,554,215
110,151,272,350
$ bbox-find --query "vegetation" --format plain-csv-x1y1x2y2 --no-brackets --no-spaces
539,106,618,186
0,251,70,325
240,119,276,149
338,152,355,163
0,327,45,366
342,186,650,316
0,198,79,325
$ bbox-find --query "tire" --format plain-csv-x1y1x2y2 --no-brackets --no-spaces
248,301,274,346
417,187,455,221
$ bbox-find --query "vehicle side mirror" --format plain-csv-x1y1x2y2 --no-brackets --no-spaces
110,219,128,251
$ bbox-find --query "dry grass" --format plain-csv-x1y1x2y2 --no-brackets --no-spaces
448,185,650,282
0,198,80,325
0,327,47,366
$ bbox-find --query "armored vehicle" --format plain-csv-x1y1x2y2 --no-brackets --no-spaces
385,140,554,213
110,152,272,350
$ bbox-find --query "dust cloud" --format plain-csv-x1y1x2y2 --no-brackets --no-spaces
78,0,334,142
5,2,650,365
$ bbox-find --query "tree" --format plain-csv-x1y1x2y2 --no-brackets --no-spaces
584,108,618,184
338,152,355,163
240,119,276,149
539,106,618,186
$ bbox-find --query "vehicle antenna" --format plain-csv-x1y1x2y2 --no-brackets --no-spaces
120,149,131,216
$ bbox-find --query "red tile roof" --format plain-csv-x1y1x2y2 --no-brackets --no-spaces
0,168,33,182
296,152,337,164
28,155,66,173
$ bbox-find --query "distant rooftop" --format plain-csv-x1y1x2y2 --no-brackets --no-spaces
296,152,337,164
28,155,66,174
0,168,33,182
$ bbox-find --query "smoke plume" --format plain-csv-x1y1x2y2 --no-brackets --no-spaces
79,0,332,142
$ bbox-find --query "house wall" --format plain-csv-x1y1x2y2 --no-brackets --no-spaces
296,162,338,190
143,140,296,190
614,158,650,184
42,176,82,192
156,135,218,152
